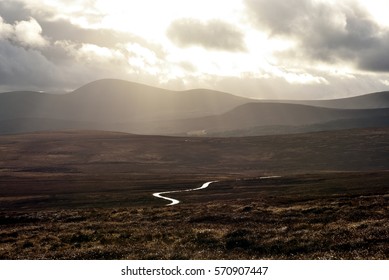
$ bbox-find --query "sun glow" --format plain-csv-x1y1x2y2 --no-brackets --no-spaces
95,0,243,42
5,0,389,96
86,0,262,82
358,0,389,27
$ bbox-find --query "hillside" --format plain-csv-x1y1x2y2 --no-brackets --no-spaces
264,91,389,109
1,128,388,260
1,79,389,136
0,79,251,123
1,128,388,178
120,103,389,135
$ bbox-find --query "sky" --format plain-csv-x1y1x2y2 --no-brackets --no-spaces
1,0,389,99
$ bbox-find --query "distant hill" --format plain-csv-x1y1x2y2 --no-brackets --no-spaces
0,79,251,123
263,91,389,109
1,79,389,136
0,118,105,135
1,128,388,175
118,103,389,136
208,115,389,137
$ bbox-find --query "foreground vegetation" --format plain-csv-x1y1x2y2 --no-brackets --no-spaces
1,172,388,259
1,128,388,259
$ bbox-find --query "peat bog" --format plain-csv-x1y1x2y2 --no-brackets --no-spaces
0,128,388,259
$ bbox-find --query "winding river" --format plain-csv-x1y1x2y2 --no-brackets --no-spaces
153,176,281,206
153,181,217,206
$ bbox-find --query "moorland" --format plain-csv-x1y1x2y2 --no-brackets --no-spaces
0,128,388,259
0,79,388,259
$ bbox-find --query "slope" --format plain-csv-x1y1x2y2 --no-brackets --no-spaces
0,79,252,124
120,103,389,135
264,91,389,109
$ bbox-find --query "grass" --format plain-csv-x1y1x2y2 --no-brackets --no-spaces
0,172,388,259
0,128,388,259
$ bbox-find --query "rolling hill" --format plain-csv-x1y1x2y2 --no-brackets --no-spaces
263,91,389,109
1,128,388,260
1,79,388,136
1,128,388,177
113,103,389,136
0,79,251,123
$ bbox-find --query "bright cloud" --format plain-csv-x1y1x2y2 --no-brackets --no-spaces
0,0,388,98
14,17,48,47
0,16,13,38
0,15,47,47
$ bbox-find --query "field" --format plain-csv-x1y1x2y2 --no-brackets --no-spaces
0,128,389,259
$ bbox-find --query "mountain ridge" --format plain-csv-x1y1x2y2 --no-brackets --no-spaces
0,79,253,123
118,102,389,136
260,91,389,109
1,79,389,136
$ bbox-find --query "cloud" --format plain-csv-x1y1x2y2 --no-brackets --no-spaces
167,18,246,52
0,37,132,92
0,39,59,89
13,0,104,25
0,16,13,38
380,79,389,86
14,17,48,47
0,0,30,23
39,19,126,48
0,15,48,48
357,34,389,72
38,18,167,61
0,1,169,92
0,16,122,91
1,0,388,98
244,0,389,72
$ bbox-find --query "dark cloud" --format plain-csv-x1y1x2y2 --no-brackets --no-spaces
38,19,166,60
245,0,389,72
0,37,130,92
0,39,61,89
245,0,315,35
40,19,124,48
167,18,246,52
357,34,389,72
0,1,169,92
212,70,389,100
0,1,117,51
0,1,30,23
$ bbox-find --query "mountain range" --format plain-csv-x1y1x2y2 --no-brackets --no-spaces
1,79,388,136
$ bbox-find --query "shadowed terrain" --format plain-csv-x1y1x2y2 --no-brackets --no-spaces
264,91,389,109
0,128,388,259
0,172,388,259
1,79,389,136
144,103,389,135
0,79,250,124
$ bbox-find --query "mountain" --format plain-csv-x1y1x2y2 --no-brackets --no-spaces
117,102,389,136
1,79,389,136
208,115,389,137
0,79,252,123
263,91,389,109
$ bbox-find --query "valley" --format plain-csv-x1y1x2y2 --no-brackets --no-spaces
1,79,389,136
1,0,389,266
1,79,389,259
0,128,388,259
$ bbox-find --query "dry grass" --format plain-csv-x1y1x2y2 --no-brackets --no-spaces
0,129,388,259
1,172,388,260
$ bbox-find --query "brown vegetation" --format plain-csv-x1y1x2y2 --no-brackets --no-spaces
0,128,388,259
1,172,389,259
